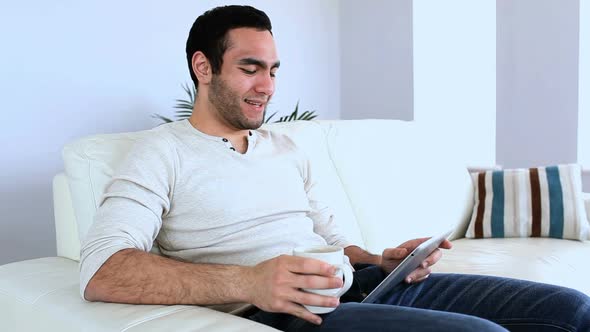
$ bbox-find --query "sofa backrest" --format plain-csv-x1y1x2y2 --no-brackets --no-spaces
57,119,474,260
316,120,474,253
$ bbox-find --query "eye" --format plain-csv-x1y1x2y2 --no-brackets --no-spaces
270,71,277,78
240,68,256,75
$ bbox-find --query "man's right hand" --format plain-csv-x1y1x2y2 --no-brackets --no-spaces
243,255,344,325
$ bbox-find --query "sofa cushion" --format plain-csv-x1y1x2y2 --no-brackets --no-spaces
433,238,590,296
466,164,589,240
63,132,148,248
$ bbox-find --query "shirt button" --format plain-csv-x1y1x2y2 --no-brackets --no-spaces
222,138,228,142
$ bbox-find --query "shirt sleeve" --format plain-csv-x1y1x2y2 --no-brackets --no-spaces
78,132,177,299
301,150,354,248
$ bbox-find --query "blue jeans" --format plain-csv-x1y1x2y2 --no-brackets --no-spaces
248,272,590,331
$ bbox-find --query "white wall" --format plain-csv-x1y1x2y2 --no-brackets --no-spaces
341,0,497,167
496,0,580,171
413,0,497,168
0,0,341,265
340,1,587,191
580,0,590,189
339,0,413,120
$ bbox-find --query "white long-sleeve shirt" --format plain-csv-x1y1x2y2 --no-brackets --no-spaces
79,119,353,307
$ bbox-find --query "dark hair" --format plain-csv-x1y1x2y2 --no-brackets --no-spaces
186,5,272,90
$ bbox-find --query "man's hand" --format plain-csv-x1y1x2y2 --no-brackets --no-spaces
243,255,344,325
380,237,452,284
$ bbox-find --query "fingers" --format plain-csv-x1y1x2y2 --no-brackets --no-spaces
398,237,431,250
288,289,340,309
413,273,431,283
294,273,343,289
249,256,343,325
423,248,442,267
386,237,452,261
281,301,324,325
405,247,442,283
405,266,432,283
282,255,344,289
281,287,340,325
382,247,408,260
399,237,453,251
285,289,339,324
439,239,453,249
287,256,336,277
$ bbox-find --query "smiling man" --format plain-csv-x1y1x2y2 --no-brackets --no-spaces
189,26,280,147
79,5,590,332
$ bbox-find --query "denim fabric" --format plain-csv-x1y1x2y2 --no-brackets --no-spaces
249,272,590,332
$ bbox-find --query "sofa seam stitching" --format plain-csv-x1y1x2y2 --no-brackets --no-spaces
31,284,77,304
0,288,28,304
83,145,99,212
119,307,195,331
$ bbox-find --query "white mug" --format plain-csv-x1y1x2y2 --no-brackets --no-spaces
292,245,354,314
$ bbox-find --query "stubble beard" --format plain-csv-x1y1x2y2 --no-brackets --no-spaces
209,75,267,130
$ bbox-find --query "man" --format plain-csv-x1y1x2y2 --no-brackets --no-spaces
81,5,590,331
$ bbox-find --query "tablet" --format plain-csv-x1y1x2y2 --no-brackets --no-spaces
361,230,453,304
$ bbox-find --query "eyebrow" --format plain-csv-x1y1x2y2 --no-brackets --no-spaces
237,58,281,70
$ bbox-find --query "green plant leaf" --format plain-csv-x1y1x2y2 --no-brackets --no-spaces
174,104,194,111
174,99,194,106
174,110,194,115
175,107,194,112
181,82,196,104
152,113,174,123
174,108,194,113
264,111,277,123
298,111,311,118
289,101,300,121
298,110,317,120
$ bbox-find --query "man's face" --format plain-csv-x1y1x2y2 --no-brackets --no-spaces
208,28,280,130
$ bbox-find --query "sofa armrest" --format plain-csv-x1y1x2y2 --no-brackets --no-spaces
0,257,278,332
584,193,590,223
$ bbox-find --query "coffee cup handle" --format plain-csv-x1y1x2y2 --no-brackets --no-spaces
335,264,353,297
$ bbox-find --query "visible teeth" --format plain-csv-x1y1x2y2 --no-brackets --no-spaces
245,100,262,106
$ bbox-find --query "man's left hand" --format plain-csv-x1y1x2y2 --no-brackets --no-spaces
379,237,452,284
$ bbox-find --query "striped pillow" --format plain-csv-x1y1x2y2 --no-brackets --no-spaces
465,164,589,241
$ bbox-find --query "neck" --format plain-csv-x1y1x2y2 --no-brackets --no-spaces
188,98,250,142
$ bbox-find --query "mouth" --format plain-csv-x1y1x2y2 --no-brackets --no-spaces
244,98,266,112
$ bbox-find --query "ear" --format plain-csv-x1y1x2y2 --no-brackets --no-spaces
192,51,212,85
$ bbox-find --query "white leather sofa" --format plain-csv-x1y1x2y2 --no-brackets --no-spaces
2,119,590,331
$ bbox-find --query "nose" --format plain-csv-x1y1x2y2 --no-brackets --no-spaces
254,72,274,96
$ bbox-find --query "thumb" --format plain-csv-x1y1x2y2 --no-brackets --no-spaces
383,247,408,260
